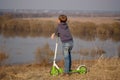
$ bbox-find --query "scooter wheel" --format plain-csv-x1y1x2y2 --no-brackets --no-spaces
50,66,59,76
78,66,87,74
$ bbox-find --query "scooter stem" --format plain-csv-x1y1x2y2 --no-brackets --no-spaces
53,37,58,64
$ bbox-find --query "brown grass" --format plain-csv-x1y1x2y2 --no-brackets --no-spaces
78,47,105,57
0,51,8,64
35,43,54,66
24,17,120,24
0,58,119,80
69,17,120,24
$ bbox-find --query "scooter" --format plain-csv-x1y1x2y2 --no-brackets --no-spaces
50,38,87,76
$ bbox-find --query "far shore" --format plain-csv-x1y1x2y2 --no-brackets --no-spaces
21,17,120,24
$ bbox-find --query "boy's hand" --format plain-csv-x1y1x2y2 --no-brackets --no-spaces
51,33,55,39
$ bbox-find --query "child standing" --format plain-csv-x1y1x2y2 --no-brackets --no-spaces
51,15,73,75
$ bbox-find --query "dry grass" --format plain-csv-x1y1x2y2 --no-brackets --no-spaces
35,43,54,66
78,47,105,57
0,58,120,80
87,58,120,80
69,17,120,24
0,51,8,64
23,17,120,24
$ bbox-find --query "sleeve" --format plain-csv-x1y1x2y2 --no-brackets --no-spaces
55,26,59,37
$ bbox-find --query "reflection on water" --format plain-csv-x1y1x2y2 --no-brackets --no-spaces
0,30,120,42
0,34,120,65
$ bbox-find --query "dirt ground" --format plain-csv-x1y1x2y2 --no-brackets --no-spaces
0,58,120,80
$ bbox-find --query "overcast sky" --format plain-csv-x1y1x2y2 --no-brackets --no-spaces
0,0,120,11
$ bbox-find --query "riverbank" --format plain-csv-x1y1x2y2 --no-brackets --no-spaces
0,58,120,80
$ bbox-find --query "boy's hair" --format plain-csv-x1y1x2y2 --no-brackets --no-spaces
58,15,67,22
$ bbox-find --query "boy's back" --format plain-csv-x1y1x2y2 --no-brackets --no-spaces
56,22,73,43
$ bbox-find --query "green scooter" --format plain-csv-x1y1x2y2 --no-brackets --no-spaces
50,38,87,76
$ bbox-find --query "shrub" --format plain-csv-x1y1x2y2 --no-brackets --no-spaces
0,14,14,30
111,22,120,35
35,43,54,66
69,21,96,40
0,51,8,64
97,23,113,35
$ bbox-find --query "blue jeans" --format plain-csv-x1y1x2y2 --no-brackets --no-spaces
62,41,73,73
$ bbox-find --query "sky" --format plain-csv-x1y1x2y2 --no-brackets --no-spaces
0,0,120,11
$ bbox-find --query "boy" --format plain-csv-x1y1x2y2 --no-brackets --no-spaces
51,15,73,75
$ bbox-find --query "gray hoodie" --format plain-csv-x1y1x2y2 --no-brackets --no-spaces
55,22,73,43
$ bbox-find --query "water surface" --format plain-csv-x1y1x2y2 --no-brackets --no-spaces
0,35,120,65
